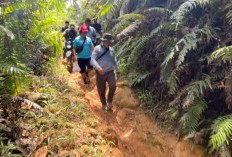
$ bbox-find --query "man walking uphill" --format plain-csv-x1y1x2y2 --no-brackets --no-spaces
73,24,94,86
91,33,120,111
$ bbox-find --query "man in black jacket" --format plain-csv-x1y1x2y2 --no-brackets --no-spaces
61,20,70,32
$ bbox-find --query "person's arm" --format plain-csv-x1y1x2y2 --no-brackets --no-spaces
91,46,94,52
72,39,78,62
89,39,94,52
91,47,104,75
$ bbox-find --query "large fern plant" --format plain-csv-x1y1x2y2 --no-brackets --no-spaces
209,115,232,152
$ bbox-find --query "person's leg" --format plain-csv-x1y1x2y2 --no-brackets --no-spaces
96,71,107,109
78,58,88,85
106,71,116,109
86,58,93,82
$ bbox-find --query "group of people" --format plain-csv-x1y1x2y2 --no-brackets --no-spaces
61,18,120,111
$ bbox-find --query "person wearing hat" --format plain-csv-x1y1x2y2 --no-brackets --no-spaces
61,20,70,32
73,24,94,86
91,33,120,111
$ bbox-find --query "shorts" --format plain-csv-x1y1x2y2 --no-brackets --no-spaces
78,58,93,73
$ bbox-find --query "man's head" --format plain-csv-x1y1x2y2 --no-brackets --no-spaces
85,18,91,27
70,24,75,30
94,18,98,24
65,20,70,27
101,33,113,48
79,24,88,37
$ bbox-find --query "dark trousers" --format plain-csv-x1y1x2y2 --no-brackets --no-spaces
96,70,116,105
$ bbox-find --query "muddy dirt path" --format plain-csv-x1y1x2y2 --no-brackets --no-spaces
61,63,207,157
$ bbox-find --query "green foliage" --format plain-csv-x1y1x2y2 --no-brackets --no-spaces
170,74,212,108
209,115,232,151
225,1,232,25
171,0,210,25
0,139,22,157
144,7,173,14
0,25,15,40
4,2,28,15
129,71,151,87
0,63,28,76
180,97,207,133
208,46,232,63
162,28,212,68
118,13,144,21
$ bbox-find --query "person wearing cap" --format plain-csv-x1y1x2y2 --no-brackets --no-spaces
85,18,97,43
73,24,94,86
61,20,70,32
91,33,120,111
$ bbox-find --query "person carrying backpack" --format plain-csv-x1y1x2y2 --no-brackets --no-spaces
73,24,94,86
91,33,120,111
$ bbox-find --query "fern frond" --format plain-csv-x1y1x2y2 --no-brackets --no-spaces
171,0,210,24
128,35,149,64
169,74,213,108
182,74,212,107
209,115,232,151
165,66,184,95
162,27,212,68
130,71,151,87
180,97,207,132
0,25,15,40
208,46,232,63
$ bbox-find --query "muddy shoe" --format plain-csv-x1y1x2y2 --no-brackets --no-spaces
102,104,107,110
106,102,113,111
84,83,89,87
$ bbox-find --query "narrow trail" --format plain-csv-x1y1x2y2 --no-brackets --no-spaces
61,62,207,157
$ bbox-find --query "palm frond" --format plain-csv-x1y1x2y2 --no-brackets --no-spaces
118,13,144,21
144,7,173,14
0,63,28,76
112,20,132,35
0,25,15,40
